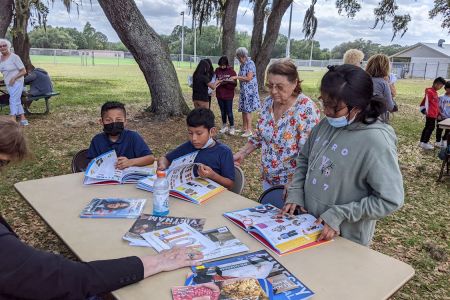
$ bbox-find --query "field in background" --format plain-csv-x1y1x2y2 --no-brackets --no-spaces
0,60,448,299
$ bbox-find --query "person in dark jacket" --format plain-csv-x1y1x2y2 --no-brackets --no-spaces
24,65,53,97
215,56,237,135
192,59,217,109
0,117,203,300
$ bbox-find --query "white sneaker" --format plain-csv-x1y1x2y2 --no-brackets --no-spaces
419,142,434,150
219,126,229,134
434,141,443,148
241,131,253,138
229,128,236,135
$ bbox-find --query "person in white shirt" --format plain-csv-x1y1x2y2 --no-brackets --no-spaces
0,39,28,126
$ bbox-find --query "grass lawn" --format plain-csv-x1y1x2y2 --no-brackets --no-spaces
0,59,449,299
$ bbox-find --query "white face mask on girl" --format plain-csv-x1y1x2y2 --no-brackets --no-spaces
326,110,357,128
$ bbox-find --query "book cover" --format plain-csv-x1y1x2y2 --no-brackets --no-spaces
186,250,314,300
201,226,249,261
171,285,220,300
79,198,146,218
224,204,327,255
123,214,206,246
84,150,154,185
140,223,217,255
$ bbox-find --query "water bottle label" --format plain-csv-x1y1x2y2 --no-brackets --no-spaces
153,193,169,213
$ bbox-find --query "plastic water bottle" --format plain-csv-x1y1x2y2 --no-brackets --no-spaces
153,170,169,216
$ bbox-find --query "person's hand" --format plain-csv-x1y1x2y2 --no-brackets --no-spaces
230,75,238,80
316,218,339,241
9,78,16,86
233,151,245,166
156,247,203,272
281,203,307,216
157,157,169,170
116,156,132,169
198,164,214,179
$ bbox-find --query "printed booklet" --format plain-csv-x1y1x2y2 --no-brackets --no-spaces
224,204,327,255
137,151,225,204
123,214,206,247
186,250,314,300
84,150,154,185
79,198,146,218
140,223,218,256
201,226,249,261
173,278,273,300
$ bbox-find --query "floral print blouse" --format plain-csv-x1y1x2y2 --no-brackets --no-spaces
249,94,320,185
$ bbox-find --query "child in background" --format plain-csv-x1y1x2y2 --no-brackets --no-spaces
215,56,237,135
419,77,446,150
437,81,450,147
158,108,235,190
87,101,155,169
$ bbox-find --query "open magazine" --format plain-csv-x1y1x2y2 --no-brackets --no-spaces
173,278,273,300
186,250,314,300
79,198,146,218
84,150,154,185
140,223,218,256
224,204,328,256
201,226,249,261
137,151,225,204
123,214,206,247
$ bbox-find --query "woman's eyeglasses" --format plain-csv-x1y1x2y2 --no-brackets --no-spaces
265,83,288,92
318,96,348,114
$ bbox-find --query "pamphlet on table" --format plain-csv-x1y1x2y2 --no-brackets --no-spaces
186,250,314,300
84,150,154,185
137,151,225,204
201,226,249,261
173,277,273,300
224,204,327,255
123,214,206,247
79,198,146,218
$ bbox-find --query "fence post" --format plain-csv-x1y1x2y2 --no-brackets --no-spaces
53,49,56,64
424,62,427,80
410,63,414,78
436,61,440,78
92,51,95,66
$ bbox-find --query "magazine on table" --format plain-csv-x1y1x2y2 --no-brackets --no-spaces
140,223,217,256
123,214,206,247
173,277,273,300
186,250,314,300
224,204,327,256
201,226,249,261
137,151,225,204
84,150,154,185
79,198,146,218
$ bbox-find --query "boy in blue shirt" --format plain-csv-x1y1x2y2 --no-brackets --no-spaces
87,101,155,169
157,108,235,190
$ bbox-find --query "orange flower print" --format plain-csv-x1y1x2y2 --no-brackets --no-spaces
283,132,293,139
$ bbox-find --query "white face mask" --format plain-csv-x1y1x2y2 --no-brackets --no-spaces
326,110,357,128
201,135,215,149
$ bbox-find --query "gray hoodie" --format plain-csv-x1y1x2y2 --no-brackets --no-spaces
24,68,53,96
286,118,404,246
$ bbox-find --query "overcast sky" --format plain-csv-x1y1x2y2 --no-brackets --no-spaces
45,0,448,49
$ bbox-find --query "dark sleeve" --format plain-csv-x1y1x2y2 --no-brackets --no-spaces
131,132,152,157
166,142,193,163
24,71,37,85
0,225,144,300
87,136,101,160
219,146,235,181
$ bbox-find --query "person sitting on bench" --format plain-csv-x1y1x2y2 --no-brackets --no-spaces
24,65,53,98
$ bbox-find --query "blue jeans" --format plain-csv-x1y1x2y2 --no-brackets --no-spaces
217,98,234,127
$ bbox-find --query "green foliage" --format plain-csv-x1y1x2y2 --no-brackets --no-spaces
331,38,408,59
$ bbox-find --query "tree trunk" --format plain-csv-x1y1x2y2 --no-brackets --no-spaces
252,0,292,89
0,0,13,38
12,0,32,69
250,0,267,60
97,0,190,117
221,0,240,67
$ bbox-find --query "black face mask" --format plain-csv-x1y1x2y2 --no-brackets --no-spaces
103,122,124,136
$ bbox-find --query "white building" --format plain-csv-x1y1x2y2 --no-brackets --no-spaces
390,41,450,79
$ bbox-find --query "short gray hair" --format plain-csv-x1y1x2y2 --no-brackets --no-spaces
235,47,248,59
0,39,11,51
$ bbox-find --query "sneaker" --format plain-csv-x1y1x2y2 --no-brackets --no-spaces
434,141,443,148
229,128,236,135
419,142,434,150
19,120,29,126
241,131,253,138
219,126,229,134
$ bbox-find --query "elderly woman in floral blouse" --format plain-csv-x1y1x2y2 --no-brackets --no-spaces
234,59,320,190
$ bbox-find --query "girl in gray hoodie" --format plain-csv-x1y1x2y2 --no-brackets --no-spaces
283,64,404,246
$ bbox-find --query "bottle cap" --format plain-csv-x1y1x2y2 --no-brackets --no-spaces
156,170,166,178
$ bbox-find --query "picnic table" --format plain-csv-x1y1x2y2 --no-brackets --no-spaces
14,173,415,300
438,118,450,181
0,80,59,115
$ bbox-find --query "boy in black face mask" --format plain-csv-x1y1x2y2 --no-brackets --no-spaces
87,101,155,169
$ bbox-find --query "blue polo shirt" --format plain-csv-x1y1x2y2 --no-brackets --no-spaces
166,141,235,181
87,129,152,159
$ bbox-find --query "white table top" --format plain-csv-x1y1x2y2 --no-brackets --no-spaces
438,118,450,129
15,173,414,300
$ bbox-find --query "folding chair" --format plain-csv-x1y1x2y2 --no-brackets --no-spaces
71,149,90,173
258,185,285,209
231,165,245,194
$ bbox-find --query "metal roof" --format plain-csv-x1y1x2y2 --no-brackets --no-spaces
390,42,450,58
